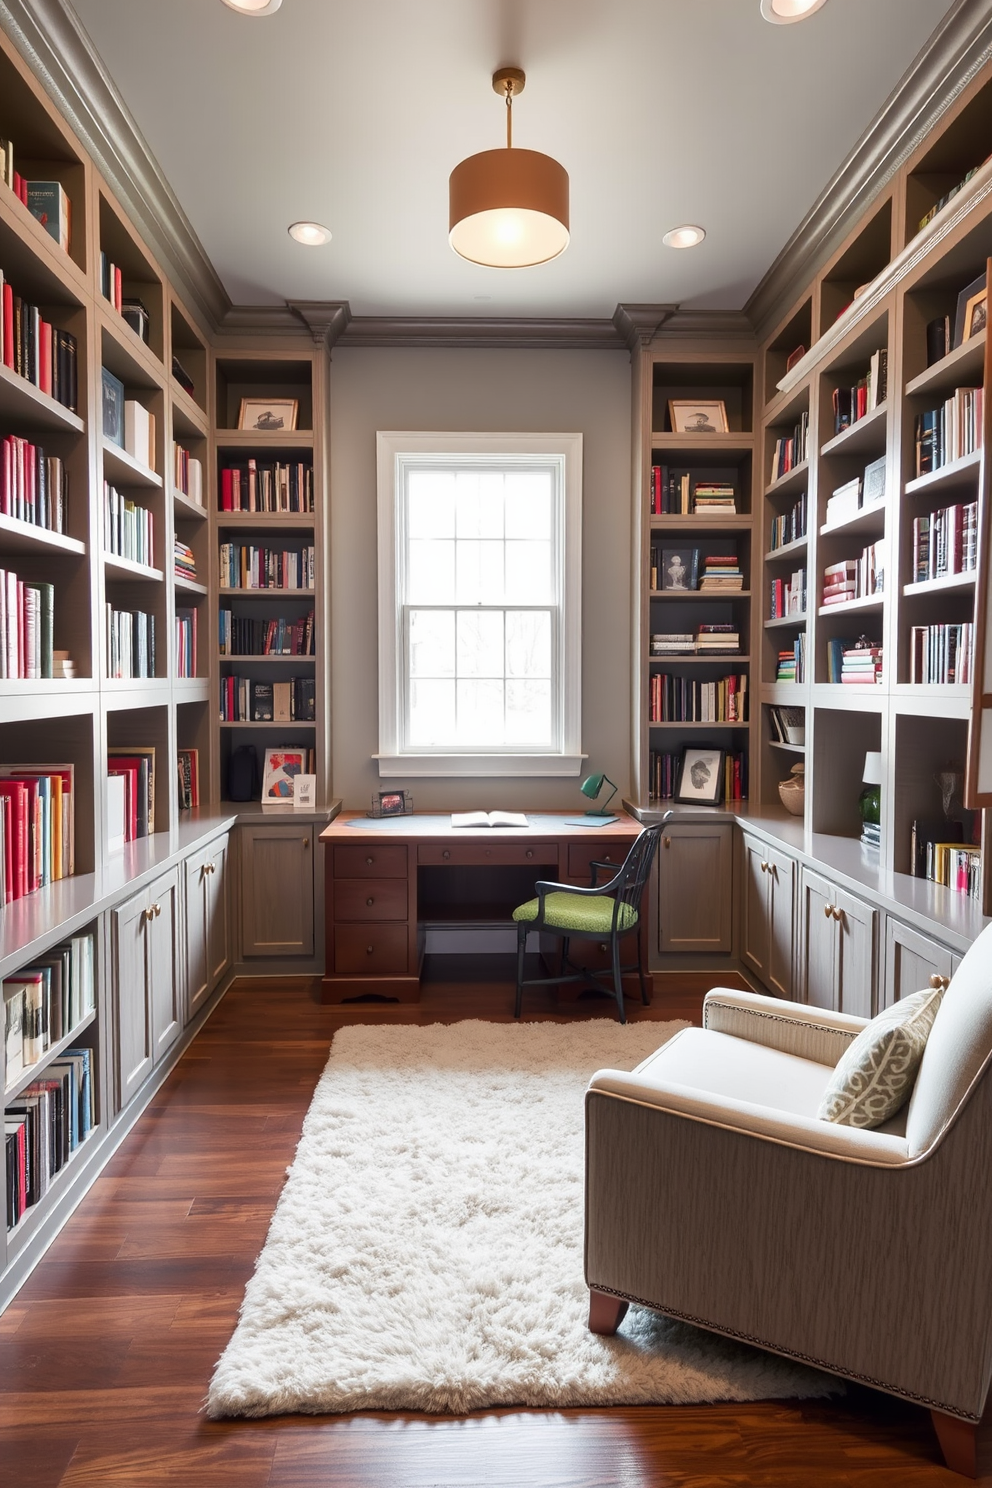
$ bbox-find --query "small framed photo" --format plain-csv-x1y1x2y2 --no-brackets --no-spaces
102,366,125,447
378,790,407,816
261,747,306,805
953,272,986,349
668,399,729,435
238,397,299,433
293,773,316,810
675,745,725,806
661,546,699,591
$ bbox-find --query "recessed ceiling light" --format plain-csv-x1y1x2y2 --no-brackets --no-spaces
760,0,828,22
221,0,282,15
662,225,706,249
288,221,332,246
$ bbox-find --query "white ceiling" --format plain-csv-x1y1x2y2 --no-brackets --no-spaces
69,0,955,318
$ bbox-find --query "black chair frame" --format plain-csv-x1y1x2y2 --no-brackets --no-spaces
514,818,668,1024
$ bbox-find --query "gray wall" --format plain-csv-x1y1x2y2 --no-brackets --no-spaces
328,346,633,812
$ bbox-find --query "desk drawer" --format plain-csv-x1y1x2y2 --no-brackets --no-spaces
334,878,408,922
333,844,408,879
567,842,629,881
334,924,409,975
418,842,557,868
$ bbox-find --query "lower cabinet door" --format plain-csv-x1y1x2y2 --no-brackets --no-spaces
185,834,230,1020
240,824,315,958
834,885,876,1020
740,835,771,985
148,866,182,1059
658,822,733,954
800,867,839,1011
800,868,877,1017
883,917,955,1007
113,889,153,1111
765,848,796,999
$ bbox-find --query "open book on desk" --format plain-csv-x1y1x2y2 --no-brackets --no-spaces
451,811,529,829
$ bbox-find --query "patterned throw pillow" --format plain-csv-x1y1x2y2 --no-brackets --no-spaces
817,986,945,1129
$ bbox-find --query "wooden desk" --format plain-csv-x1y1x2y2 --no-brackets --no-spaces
318,812,646,1004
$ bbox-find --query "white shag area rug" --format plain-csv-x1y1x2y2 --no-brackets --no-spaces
207,1018,840,1418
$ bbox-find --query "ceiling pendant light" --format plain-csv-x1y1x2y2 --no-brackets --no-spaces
449,68,569,269
760,0,828,21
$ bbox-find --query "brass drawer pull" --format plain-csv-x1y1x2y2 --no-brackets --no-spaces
366,856,374,866
366,897,374,907
443,849,450,860
760,861,769,873
929,974,950,991
663,837,671,849
366,944,374,955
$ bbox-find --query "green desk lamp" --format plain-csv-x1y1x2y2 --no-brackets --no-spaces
580,771,618,816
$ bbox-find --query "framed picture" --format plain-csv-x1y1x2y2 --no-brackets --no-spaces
964,288,987,340
952,272,986,349
668,399,729,435
660,546,699,591
784,344,806,373
102,366,125,447
675,745,725,806
293,773,316,810
238,397,299,432
261,747,306,804
378,790,407,816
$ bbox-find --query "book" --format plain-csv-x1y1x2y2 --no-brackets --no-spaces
451,811,529,828
26,181,70,252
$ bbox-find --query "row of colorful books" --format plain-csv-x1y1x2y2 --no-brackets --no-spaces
769,410,809,483
6,1048,95,1230
769,568,806,619
648,673,747,724
647,749,747,803
821,550,882,607
218,609,315,657
173,443,204,505
649,466,738,516
220,676,316,723
775,634,806,683
911,817,982,901
909,623,974,685
0,268,78,411
768,491,807,551
825,639,883,685
911,501,978,583
108,746,156,843
219,461,314,514
914,387,983,477
832,349,887,434
105,481,154,568
0,765,75,902
1,435,68,533
105,605,156,679
0,570,53,679
175,608,197,678
3,933,94,1087
218,544,315,591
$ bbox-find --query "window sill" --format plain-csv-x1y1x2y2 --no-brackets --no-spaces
374,754,587,778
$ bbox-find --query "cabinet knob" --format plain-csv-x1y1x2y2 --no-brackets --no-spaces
366,945,374,955
663,837,671,849
366,897,374,907
526,849,533,859
832,906,844,922
151,903,161,918
366,856,374,866
760,860,769,873
823,903,834,919
302,837,310,848
443,849,450,860
929,974,950,990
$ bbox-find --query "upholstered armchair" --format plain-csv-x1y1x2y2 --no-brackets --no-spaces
584,920,992,1477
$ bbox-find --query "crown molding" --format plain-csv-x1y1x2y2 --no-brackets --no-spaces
653,309,755,344
335,316,624,350
0,0,231,330
613,303,679,352
746,0,992,342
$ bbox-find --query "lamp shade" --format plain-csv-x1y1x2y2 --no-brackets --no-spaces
449,148,569,268
862,751,883,786
580,772,606,800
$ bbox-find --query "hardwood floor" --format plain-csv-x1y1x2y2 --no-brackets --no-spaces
1,959,986,1486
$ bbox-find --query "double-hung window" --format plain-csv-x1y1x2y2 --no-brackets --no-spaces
376,433,583,776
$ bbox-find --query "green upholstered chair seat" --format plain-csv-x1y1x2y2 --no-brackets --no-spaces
512,892,638,934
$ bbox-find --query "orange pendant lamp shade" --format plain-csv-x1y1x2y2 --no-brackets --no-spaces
449,70,569,269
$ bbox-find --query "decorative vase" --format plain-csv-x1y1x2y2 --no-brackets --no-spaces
778,762,805,816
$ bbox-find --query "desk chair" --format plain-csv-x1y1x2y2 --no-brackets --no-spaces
511,819,667,1023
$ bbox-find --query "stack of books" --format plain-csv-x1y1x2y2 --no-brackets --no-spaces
861,820,881,850
174,538,197,583
769,491,807,550
1,435,68,532
912,502,978,581
824,477,862,527
695,622,739,654
699,554,744,590
693,483,736,514
841,644,883,685
775,636,806,683
914,387,983,476
822,561,857,607
769,569,806,618
769,411,809,482
909,623,974,684
650,632,695,656
52,650,73,679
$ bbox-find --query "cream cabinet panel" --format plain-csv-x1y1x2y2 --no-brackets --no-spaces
799,868,877,1017
883,918,956,1008
658,822,733,955
185,834,230,1020
111,865,183,1111
741,833,796,998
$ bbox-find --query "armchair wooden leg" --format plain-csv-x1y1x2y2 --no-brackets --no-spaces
611,937,626,1024
931,1411,978,1477
588,1289,629,1335
514,924,526,1019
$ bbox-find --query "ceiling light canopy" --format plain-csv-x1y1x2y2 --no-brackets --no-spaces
449,68,569,269
662,225,706,249
760,0,828,21
220,0,282,15
288,221,332,246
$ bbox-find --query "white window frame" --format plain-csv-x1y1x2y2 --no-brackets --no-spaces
375,432,584,778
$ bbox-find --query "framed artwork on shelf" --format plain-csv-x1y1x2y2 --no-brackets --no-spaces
661,547,699,591
668,399,729,435
675,745,725,806
102,367,125,447
952,272,986,348
261,747,306,805
238,398,299,432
